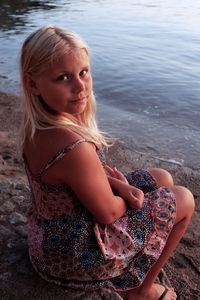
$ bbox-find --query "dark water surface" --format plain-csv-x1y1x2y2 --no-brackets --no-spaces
0,0,200,168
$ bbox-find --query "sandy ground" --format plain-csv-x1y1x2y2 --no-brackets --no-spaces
0,92,200,299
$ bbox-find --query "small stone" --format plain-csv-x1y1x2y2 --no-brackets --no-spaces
0,225,17,238
7,238,24,249
12,189,26,196
7,253,22,264
14,183,25,190
15,225,27,238
9,212,27,224
0,214,7,222
11,195,25,205
0,200,15,213
0,180,13,192
0,272,11,280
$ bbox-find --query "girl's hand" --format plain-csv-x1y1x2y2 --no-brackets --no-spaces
105,165,144,209
119,184,144,209
104,165,128,184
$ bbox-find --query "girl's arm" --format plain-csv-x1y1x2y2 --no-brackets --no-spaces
51,142,128,224
107,176,144,209
105,165,144,209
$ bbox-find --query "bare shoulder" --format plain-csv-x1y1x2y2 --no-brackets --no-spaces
35,127,82,148
24,127,83,174
57,140,98,172
40,135,98,185
54,140,106,191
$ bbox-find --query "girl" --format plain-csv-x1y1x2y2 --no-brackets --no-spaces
19,25,194,300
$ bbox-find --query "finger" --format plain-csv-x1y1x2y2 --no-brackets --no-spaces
128,194,144,209
113,167,123,178
104,165,115,176
113,167,128,183
134,189,144,201
129,199,143,209
137,191,144,202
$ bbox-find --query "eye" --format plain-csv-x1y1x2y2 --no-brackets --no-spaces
80,69,89,77
57,74,71,81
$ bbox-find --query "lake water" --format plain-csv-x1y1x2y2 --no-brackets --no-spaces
0,0,200,169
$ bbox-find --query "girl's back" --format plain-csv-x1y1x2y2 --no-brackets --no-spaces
24,128,82,185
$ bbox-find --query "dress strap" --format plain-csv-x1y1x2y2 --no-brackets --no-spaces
35,138,87,178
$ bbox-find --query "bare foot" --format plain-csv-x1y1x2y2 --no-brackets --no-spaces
125,283,177,300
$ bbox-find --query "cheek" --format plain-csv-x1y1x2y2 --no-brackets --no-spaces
41,85,63,98
36,81,51,98
87,77,93,91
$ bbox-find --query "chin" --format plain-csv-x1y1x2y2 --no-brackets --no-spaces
71,103,87,115
73,108,86,116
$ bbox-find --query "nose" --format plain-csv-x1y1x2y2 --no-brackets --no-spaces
72,77,84,94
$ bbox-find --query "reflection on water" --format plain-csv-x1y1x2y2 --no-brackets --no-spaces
0,0,57,32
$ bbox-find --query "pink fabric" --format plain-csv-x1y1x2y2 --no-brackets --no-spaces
24,139,176,291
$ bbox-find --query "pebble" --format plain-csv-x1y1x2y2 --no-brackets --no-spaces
0,225,17,238
0,214,7,222
15,225,27,237
7,238,23,249
0,200,15,213
0,272,11,281
6,253,23,264
14,183,26,190
0,180,15,192
9,212,27,224
11,195,25,205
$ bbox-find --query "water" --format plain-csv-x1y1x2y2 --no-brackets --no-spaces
0,0,200,169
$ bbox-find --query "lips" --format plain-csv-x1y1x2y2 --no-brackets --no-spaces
71,96,87,102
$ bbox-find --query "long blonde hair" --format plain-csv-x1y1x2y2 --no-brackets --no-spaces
19,24,111,154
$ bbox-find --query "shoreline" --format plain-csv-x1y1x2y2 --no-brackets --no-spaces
0,91,200,299
97,100,200,172
0,91,199,186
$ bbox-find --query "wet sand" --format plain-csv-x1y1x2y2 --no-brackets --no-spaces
0,92,199,299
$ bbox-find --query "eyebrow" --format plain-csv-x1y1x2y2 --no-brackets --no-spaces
58,65,89,72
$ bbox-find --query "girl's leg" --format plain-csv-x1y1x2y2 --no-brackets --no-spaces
126,185,195,300
149,168,174,188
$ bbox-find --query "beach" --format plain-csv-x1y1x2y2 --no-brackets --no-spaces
0,91,199,299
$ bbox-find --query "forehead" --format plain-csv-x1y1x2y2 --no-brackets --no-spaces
52,48,90,71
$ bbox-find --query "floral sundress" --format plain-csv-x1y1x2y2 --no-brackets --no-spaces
24,139,176,292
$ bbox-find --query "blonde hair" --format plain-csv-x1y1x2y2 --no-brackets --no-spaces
19,24,111,154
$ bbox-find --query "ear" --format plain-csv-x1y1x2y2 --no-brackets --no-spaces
23,72,40,95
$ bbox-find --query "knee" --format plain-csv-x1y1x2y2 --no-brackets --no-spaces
172,185,195,220
149,168,174,188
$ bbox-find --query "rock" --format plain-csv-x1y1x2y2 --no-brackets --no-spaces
0,272,11,281
0,200,15,213
11,195,25,205
0,225,17,239
15,225,27,237
9,212,27,224
7,238,25,249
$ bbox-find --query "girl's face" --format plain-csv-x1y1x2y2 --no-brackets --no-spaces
31,48,92,115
